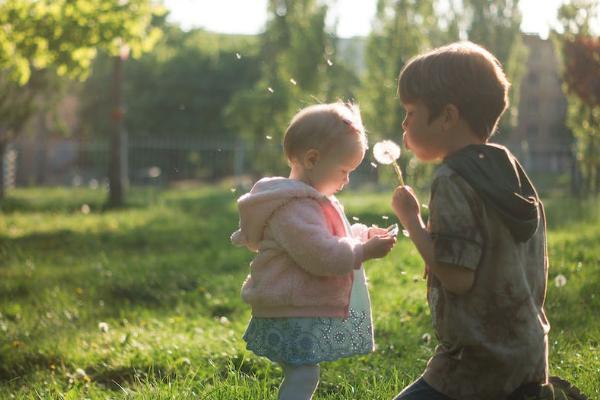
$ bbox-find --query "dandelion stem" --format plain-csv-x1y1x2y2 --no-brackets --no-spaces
392,161,405,186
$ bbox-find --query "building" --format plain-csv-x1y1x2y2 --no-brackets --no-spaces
507,34,573,174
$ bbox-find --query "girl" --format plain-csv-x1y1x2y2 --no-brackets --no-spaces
231,102,397,399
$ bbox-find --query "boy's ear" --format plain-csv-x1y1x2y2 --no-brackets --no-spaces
303,149,320,169
442,104,460,130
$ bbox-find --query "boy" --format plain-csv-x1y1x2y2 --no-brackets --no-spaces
391,42,552,400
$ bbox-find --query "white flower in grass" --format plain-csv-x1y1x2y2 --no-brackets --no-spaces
554,274,567,288
98,321,109,333
373,140,404,185
422,333,432,344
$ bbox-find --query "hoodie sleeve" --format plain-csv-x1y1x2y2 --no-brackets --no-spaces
429,174,484,270
269,198,364,277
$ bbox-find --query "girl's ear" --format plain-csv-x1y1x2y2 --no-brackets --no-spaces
303,149,320,169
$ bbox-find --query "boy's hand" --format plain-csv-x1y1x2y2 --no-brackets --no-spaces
392,186,421,229
362,235,396,261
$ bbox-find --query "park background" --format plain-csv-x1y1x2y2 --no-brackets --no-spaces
0,0,599,398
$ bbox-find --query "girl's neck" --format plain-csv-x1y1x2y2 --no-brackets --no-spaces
289,167,310,186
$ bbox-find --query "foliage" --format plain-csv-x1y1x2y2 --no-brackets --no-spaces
79,26,261,140
555,0,600,195
0,0,164,198
0,0,163,86
225,0,361,176
0,186,598,398
359,0,442,188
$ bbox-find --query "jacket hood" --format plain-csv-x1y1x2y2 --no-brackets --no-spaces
231,177,327,251
444,143,540,242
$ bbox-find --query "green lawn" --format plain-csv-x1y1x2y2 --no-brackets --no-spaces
0,186,598,399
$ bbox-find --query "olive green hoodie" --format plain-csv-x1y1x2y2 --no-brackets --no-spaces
444,143,540,243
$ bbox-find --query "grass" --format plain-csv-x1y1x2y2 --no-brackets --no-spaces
0,185,598,399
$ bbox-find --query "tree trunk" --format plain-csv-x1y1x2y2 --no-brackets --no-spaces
0,140,6,199
107,55,129,208
35,112,49,185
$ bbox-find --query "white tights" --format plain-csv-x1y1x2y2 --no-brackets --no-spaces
278,363,320,400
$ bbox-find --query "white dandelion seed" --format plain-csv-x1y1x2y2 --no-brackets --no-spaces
265,135,272,140
326,59,333,66
219,316,230,325
422,333,432,344
230,188,237,193
267,87,274,93
235,53,242,59
554,274,567,288
373,140,404,185
422,204,429,209
98,322,109,333
352,216,360,221
289,78,297,85
81,204,90,214
381,215,389,220
402,229,410,237
370,162,377,168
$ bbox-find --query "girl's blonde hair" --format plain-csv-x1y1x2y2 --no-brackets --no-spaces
283,102,368,162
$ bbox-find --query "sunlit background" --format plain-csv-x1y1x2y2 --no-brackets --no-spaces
1,1,599,397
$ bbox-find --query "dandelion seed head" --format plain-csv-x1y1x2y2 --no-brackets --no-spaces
422,333,432,344
373,140,401,165
81,204,90,214
219,316,230,325
554,274,567,288
98,322,109,333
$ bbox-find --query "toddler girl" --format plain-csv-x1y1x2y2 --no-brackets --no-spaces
231,102,396,400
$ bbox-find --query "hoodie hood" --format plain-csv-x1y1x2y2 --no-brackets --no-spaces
444,143,540,242
231,177,327,251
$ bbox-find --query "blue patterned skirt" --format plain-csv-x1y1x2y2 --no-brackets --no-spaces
243,268,374,365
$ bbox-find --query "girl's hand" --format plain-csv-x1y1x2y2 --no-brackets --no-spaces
367,226,389,239
363,235,396,261
391,186,421,229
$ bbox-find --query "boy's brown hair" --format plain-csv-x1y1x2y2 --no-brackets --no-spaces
398,41,510,139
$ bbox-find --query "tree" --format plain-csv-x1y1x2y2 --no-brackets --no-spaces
555,0,600,195
225,0,345,176
0,0,163,200
359,0,442,187
79,26,262,180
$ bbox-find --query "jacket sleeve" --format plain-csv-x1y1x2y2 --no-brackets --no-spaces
350,223,369,242
268,198,364,276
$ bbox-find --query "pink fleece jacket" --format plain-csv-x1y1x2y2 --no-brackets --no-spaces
231,177,369,318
